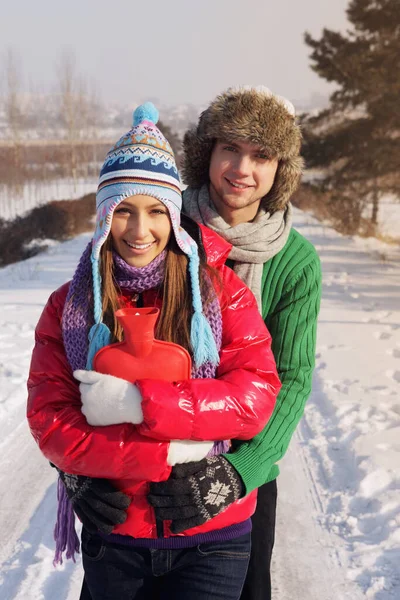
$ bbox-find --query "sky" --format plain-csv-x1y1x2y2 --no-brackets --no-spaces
0,0,351,109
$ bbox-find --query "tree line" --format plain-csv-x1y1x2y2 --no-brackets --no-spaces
0,50,183,189
2,1,399,238
301,0,399,235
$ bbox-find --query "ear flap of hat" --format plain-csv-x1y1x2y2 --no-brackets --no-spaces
181,125,213,189
262,156,304,212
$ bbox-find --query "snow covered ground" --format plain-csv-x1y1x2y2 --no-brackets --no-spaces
371,195,400,241
273,216,400,600
0,209,399,599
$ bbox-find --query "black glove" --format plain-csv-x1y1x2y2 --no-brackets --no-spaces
148,456,244,534
57,470,131,535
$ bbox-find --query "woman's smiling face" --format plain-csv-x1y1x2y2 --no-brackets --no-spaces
110,195,172,267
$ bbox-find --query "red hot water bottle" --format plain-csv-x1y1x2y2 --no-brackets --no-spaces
93,307,192,382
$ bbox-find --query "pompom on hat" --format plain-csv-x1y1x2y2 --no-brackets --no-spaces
87,102,219,370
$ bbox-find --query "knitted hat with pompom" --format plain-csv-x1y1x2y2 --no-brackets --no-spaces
87,102,219,369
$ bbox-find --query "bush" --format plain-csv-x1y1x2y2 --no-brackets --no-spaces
29,203,70,241
0,193,96,267
292,182,367,236
52,193,95,237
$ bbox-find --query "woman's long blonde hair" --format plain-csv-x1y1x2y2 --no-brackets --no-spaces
100,217,220,356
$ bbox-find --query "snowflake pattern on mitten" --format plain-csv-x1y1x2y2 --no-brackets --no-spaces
189,456,242,520
204,481,232,507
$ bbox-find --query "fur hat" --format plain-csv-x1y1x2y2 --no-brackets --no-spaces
87,102,219,369
182,86,304,212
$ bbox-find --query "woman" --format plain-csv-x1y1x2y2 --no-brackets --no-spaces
27,103,281,600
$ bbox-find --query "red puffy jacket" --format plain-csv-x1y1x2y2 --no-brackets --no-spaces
27,226,281,539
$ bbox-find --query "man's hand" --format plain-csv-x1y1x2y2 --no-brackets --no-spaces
74,370,143,426
58,470,131,534
148,456,244,533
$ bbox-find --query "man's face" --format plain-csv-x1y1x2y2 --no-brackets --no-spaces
208,140,279,225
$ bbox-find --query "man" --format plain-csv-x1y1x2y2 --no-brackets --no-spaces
150,86,322,600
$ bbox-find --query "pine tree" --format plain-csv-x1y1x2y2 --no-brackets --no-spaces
303,0,400,232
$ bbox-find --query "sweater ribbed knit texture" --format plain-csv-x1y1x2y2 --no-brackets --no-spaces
225,227,322,494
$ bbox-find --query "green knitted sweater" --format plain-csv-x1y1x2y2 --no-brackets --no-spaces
224,227,322,494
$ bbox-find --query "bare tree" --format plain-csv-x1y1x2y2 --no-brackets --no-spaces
57,51,103,187
4,48,24,190
57,51,80,187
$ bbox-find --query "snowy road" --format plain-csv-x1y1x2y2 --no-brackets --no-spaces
273,431,364,600
0,211,399,599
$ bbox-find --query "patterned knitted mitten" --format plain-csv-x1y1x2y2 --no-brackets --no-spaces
148,456,244,533
58,470,131,534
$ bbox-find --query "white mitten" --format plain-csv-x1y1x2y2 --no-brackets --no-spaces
167,440,214,466
74,370,143,427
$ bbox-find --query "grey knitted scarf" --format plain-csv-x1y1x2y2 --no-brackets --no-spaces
183,184,292,311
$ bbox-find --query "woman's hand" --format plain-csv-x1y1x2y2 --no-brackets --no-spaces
74,370,144,426
167,440,213,466
56,467,131,534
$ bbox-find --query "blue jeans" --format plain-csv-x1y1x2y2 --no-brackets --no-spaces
80,528,251,600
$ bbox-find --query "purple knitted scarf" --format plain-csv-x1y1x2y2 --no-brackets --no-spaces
62,242,223,378
54,242,227,564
